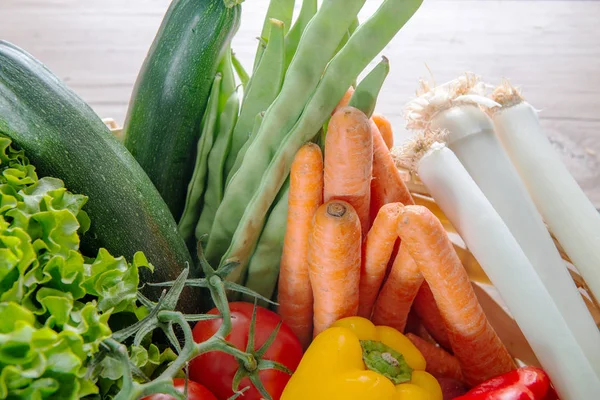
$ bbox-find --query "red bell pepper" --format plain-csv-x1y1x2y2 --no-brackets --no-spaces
454,367,558,400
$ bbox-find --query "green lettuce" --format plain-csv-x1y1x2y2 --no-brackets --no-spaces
0,135,152,399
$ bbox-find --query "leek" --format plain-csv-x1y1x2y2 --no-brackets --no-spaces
489,81,600,307
395,134,600,399
404,74,600,377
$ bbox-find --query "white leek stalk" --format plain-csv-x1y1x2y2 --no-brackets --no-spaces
410,88,600,377
401,137,600,399
489,82,600,307
404,75,600,376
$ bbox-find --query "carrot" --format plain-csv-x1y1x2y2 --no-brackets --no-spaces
308,200,361,337
403,310,422,336
332,86,355,115
324,106,373,237
277,143,324,349
414,320,439,346
397,205,515,386
357,202,403,318
406,333,465,383
372,113,394,149
413,282,452,351
384,236,400,278
370,120,414,223
404,311,440,347
371,243,423,332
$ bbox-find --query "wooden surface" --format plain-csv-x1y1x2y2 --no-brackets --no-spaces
1,0,599,205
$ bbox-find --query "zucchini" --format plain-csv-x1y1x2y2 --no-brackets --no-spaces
0,41,199,312
122,0,241,220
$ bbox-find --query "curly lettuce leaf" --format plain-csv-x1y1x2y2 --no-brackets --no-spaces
82,250,151,314
1,134,156,399
0,303,93,399
94,343,179,398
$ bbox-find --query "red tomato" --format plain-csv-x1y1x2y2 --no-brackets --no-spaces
141,378,217,400
190,302,303,400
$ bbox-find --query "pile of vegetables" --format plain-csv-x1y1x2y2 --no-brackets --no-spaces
1,0,599,398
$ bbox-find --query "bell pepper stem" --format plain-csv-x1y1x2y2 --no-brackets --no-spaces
360,340,413,384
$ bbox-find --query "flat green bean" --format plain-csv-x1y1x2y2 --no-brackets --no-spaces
177,74,221,245
284,0,318,71
216,0,424,282
242,179,290,305
218,49,236,111
226,111,266,188
253,0,295,71
231,51,249,89
348,56,390,118
335,17,359,56
224,18,285,183
195,88,240,242
205,0,367,272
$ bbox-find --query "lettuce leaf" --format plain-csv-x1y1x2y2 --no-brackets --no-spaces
0,134,153,399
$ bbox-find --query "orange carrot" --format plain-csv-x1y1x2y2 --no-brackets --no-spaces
332,86,355,115
357,202,403,318
371,243,423,332
372,113,394,149
404,310,422,335
278,143,324,349
413,282,452,351
324,107,373,237
308,200,361,337
370,120,414,223
384,237,400,282
406,333,465,383
397,205,515,386
414,320,439,346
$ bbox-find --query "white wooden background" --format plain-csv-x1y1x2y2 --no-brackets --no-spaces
1,0,599,205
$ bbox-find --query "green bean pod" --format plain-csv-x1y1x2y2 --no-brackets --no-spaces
253,0,295,71
218,49,237,112
177,74,222,245
335,17,360,56
231,51,249,89
214,0,423,282
224,18,286,183
348,56,390,118
206,0,368,271
242,179,290,305
284,0,318,70
195,88,240,241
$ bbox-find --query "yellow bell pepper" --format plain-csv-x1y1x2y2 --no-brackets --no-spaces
281,317,442,400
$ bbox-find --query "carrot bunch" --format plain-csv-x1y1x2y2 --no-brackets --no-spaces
277,98,515,386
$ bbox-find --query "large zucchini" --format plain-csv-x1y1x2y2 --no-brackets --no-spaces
122,0,241,220
0,41,198,312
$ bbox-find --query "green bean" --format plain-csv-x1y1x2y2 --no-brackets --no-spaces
284,0,318,71
335,16,359,56
224,19,285,183
177,73,221,245
242,179,290,305
213,0,424,282
348,56,390,118
195,88,240,242
218,48,236,111
231,51,249,89
205,0,367,271
226,111,265,188
253,0,295,72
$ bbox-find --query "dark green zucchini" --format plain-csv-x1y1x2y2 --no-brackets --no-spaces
0,41,198,312
123,0,241,221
